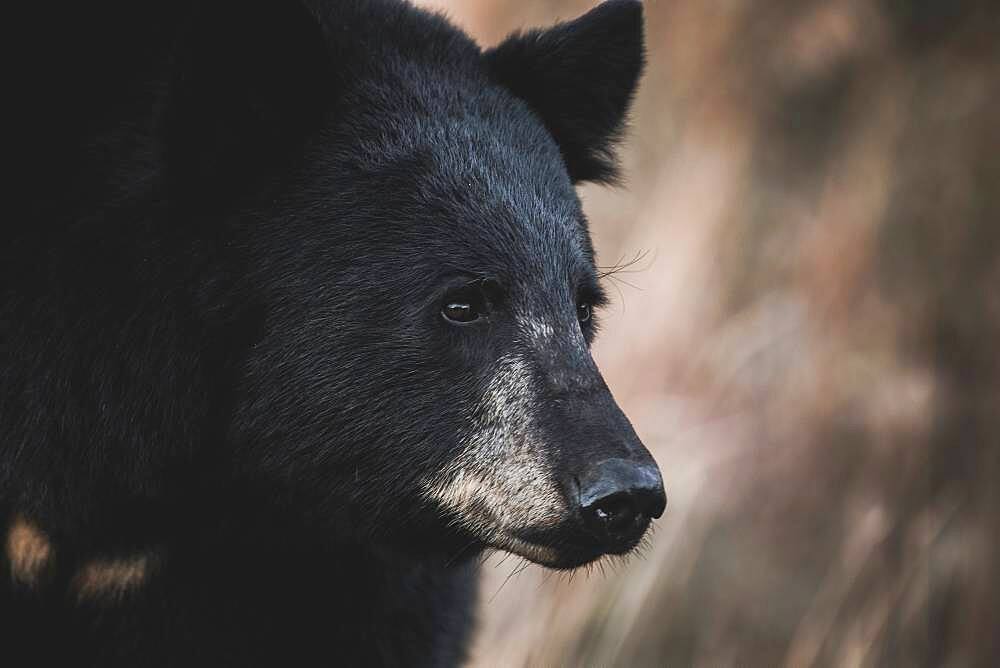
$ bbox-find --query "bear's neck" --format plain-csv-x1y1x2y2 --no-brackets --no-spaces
4,506,481,666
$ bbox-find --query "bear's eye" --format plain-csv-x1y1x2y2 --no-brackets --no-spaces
577,302,592,323
441,286,487,324
443,301,479,323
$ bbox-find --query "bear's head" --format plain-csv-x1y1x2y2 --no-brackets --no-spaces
175,0,665,569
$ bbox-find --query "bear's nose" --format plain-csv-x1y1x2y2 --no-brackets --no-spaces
578,458,666,542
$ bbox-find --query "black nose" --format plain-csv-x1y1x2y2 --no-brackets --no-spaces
578,458,666,540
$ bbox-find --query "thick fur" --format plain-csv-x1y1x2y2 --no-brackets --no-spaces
2,1,649,665
485,1,646,184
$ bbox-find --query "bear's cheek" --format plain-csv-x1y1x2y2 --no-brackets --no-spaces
421,353,569,539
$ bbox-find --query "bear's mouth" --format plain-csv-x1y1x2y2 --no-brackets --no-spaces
501,516,653,570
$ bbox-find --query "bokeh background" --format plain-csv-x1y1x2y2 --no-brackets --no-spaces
415,0,1000,665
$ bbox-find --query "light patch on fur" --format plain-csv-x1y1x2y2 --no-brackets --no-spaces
502,535,561,566
72,552,156,603
518,317,555,343
6,516,54,588
424,354,567,560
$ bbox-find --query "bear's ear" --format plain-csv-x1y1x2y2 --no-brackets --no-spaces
484,0,645,185
168,0,336,209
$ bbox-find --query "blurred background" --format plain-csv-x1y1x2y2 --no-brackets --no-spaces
417,0,1000,665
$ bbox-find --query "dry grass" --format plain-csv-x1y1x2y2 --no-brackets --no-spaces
417,1,1000,665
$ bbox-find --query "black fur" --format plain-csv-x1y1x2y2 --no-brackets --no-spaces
485,0,646,184
3,1,646,665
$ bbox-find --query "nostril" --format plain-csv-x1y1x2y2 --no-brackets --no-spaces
587,492,637,535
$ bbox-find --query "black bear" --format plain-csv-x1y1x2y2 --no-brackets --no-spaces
3,0,665,665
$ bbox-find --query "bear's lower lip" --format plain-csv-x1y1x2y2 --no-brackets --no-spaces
502,539,602,569
502,522,650,570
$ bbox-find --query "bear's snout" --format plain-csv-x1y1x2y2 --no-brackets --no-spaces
577,458,666,551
